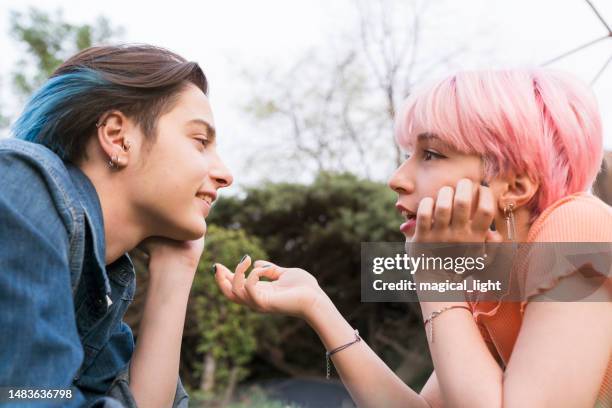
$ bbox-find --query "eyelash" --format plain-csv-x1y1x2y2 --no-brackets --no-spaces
423,149,445,161
403,149,445,161
195,136,210,148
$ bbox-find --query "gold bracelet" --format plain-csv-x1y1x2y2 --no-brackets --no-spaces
423,306,471,343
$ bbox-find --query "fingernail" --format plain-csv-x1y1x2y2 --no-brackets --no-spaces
240,254,248,263
211,263,217,274
261,264,271,269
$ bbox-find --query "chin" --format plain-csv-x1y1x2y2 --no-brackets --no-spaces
172,218,207,241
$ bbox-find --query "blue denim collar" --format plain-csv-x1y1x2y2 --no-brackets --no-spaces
65,162,112,297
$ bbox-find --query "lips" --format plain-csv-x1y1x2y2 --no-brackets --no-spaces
396,203,417,235
195,192,214,205
195,190,217,216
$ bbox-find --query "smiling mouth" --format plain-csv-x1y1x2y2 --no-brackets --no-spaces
195,192,213,205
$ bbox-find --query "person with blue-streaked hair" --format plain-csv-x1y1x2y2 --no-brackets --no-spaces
0,44,233,407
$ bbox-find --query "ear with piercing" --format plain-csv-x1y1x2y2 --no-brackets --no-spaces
97,118,131,168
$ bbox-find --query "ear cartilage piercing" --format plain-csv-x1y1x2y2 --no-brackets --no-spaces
96,121,107,128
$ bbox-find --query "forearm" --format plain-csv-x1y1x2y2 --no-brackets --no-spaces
306,294,430,408
129,270,192,407
419,301,503,407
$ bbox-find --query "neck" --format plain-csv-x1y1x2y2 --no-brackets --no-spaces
80,162,148,265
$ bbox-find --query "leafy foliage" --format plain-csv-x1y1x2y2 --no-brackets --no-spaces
208,172,432,388
9,8,122,98
181,226,268,399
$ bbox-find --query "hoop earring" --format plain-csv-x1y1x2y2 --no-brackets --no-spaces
503,202,516,241
109,154,119,168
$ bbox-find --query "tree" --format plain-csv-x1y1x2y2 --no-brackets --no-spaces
127,226,269,406
187,226,268,405
208,172,433,389
243,0,468,181
9,7,122,99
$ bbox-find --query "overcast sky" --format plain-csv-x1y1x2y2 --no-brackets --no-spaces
1,0,610,192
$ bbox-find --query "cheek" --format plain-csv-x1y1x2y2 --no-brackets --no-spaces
414,166,454,197
415,160,481,198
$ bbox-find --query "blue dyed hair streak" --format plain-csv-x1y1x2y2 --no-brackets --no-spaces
13,68,108,159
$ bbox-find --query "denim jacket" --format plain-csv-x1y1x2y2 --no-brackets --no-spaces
0,138,189,407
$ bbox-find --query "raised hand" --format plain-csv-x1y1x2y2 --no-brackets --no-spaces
214,256,326,320
414,178,503,244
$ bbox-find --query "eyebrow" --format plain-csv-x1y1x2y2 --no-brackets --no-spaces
186,118,216,143
417,132,440,143
416,132,452,150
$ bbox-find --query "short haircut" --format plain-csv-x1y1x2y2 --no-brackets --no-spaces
395,69,604,221
12,44,208,164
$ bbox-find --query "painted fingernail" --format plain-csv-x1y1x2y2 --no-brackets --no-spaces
261,264,272,269
240,254,248,263
211,263,217,274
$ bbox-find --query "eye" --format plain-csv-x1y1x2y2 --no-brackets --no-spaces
423,149,445,161
194,136,210,148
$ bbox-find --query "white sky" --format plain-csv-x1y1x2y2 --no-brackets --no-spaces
1,0,611,193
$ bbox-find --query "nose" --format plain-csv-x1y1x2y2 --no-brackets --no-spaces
209,153,233,189
388,161,414,195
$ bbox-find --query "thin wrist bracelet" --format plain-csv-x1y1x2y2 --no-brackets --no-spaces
325,329,361,380
424,306,471,343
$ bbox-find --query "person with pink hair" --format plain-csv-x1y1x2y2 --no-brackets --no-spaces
215,69,612,407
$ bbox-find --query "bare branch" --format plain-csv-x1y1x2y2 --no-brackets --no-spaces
585,0,612,35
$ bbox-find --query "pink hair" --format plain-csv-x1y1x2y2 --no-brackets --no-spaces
395,69,604,221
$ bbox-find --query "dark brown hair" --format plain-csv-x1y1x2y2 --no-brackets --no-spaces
14,44,207,163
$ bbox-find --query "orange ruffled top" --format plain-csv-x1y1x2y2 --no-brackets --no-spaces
468,192,612,407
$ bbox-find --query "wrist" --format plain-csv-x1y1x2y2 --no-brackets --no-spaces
419,301,469,320
304,289,340,331
147,262,196,292
146,269,194,301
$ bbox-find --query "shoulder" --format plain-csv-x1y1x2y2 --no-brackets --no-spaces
0,137,67,170
527,192,612,242
0,138,76,235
